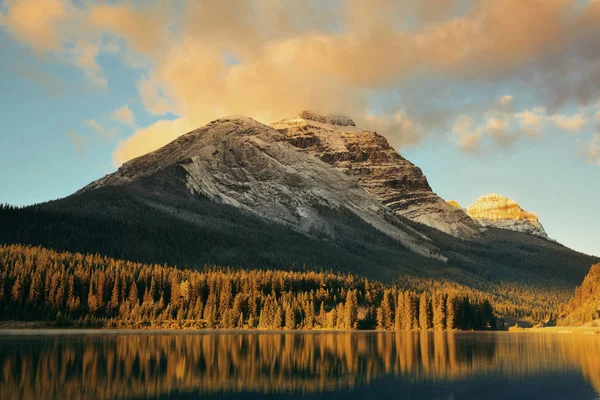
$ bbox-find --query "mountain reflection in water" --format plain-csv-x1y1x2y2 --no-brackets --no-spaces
0,331,598,399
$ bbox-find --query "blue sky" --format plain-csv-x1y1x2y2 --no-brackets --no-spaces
0,0,599,257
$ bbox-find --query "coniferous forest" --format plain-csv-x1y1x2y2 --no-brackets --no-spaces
559,263,600,327
0,244,496,330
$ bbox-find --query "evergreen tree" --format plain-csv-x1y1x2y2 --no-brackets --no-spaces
344,289,358,330
419,292,431,331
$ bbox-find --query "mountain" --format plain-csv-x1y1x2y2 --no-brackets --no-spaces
558,263,600,326
272,111,480,238
80,115,441,260
461,194,548,239
0,113,597,322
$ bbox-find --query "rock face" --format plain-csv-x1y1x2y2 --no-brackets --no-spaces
272,112,480,238
447,200,462,209
466,194,548,238
81,115,444,260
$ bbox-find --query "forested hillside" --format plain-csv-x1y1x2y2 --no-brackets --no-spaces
0,183,596,324
559,263,600,326
0,244,496,330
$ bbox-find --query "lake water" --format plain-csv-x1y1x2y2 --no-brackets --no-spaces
0,331,598,400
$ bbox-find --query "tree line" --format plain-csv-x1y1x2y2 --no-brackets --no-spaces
0,244,496,330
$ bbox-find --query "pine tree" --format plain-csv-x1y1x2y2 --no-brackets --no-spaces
419,292,431,331
376,307,384,330
129,282,139,306
285,303,296,330
344,289,358,330
395,292,405,330
446,294,457,331
318,301,326,328
110,279,120,311
380,290,393,330
11,277,22,305
432,292,446,331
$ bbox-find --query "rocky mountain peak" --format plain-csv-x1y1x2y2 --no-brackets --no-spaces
467,194,539,223
272,113,481,238
295,111,356,127
466,193,547,238
80,115,445,261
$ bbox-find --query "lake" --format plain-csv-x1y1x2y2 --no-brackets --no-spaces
0,330,598,399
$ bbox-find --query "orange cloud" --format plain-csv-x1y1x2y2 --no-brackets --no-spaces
113,118,199,165
87,3,170,55
1,0,67,51
4,0,600,163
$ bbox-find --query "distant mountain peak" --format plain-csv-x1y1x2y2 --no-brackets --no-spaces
447,200,462,209
466,193,547,238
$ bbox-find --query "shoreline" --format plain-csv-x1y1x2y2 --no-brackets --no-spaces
508,326,600,335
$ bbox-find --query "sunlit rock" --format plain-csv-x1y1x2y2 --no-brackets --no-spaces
273,111,481,238
466,193,548,239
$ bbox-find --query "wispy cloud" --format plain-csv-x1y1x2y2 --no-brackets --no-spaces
548,112,587,133
580,134,600,166
66,131,89,157
112,105,135,126
85,119,116,139
514,108,546,136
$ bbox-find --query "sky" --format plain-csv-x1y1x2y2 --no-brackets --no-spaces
0,0,599,257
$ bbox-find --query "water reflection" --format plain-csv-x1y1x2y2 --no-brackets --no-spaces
0,331,598,399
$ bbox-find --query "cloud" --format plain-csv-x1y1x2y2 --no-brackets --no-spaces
66,131,89,156
74,43,107,87
498,95,515,112
113,118,198,166
0,0,67,51
0,0,110,86
87,3,170,55
485,116,516,147
450,100,547,152
452,115,483,153
86,119,116,139
109,0,600,163
514,107,546,136
360,110,421,149
137,78,176,116
580,134,600,166
548,112,587,133
113,105,134,126
5,0,600,163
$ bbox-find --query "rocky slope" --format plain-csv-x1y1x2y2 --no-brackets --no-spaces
272,112,480,238
463,194,548,238
81,115,443,260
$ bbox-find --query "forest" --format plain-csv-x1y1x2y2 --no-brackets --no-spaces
558,263,600,327
0,195,590,326
0,244,497,330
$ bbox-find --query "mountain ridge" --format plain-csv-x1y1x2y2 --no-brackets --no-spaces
272,111,481,238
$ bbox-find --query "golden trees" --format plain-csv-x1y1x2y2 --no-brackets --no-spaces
0,244,497,331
